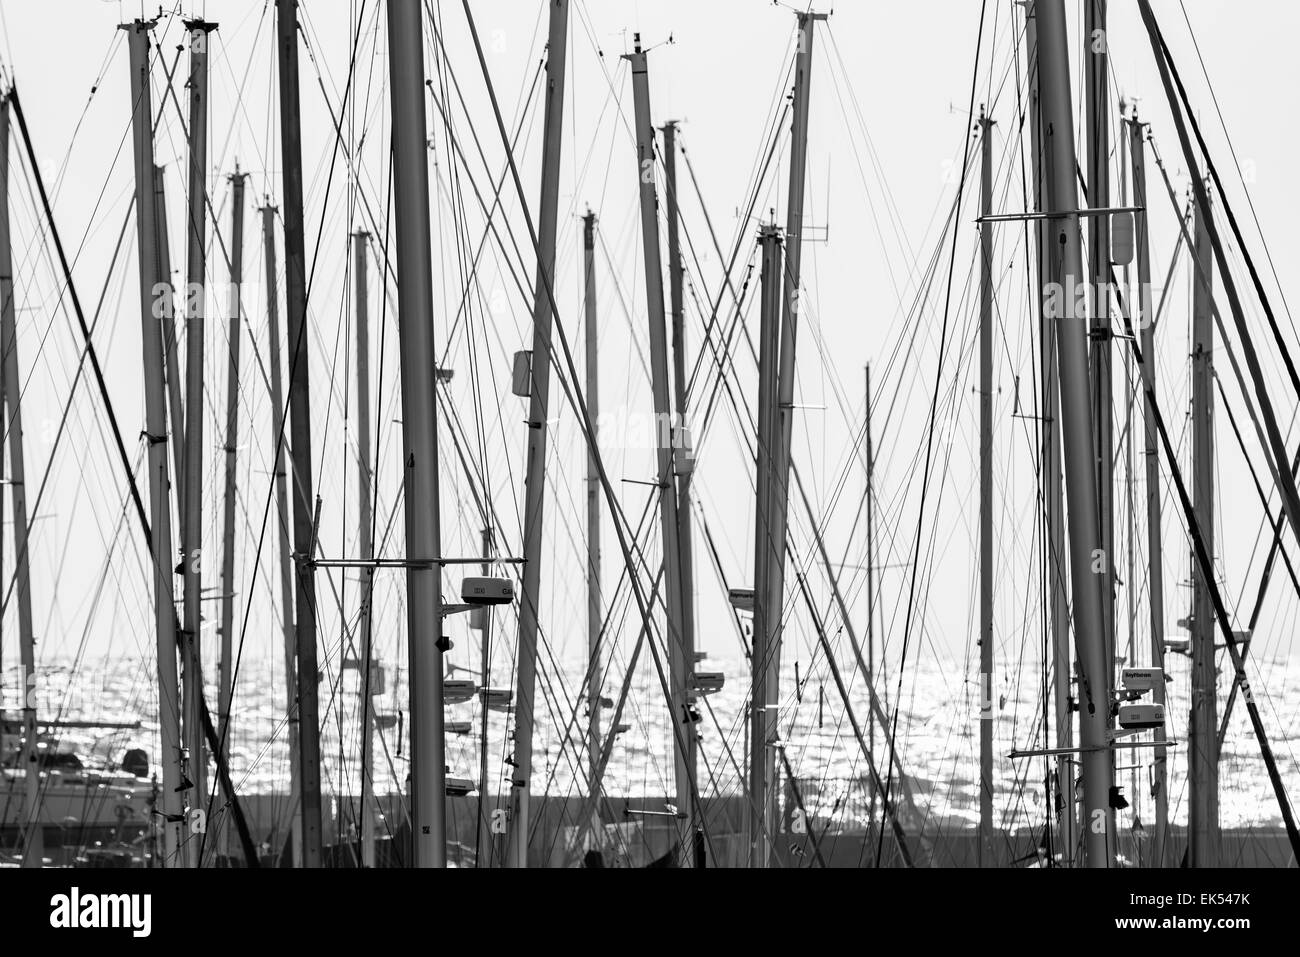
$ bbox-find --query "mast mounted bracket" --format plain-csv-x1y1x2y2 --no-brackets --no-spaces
977,205,1144,225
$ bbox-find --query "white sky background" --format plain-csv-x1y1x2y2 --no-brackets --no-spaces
0,0,1298,717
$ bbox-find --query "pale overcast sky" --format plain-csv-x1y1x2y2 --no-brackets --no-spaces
0,0,1296,705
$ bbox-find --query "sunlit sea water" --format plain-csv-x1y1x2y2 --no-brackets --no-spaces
8,650,1299,831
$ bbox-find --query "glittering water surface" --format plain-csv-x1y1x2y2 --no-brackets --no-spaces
7,650,1298,831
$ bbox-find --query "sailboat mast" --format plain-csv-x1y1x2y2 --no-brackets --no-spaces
1119,119,1139,855
505,0,569,870
1189,189,1220,867
1024,1,1076,868
1034,0,1114,868
121,18,185,866
751,222,783,867
353,229,377,869
0,92,42,868
977,110,996,867
1023,0,1074,866
1085,1,1116,725
662,121,700,851
386,0,447,869
179,20,217,859
763,15,825,865
274,0,324,868
582,210,602,805
627,36,694,856
259,204,302,867
1127,116,1168,866
475,524,494,867
153,166,185,507
217,168,246,861
864,363,878,774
